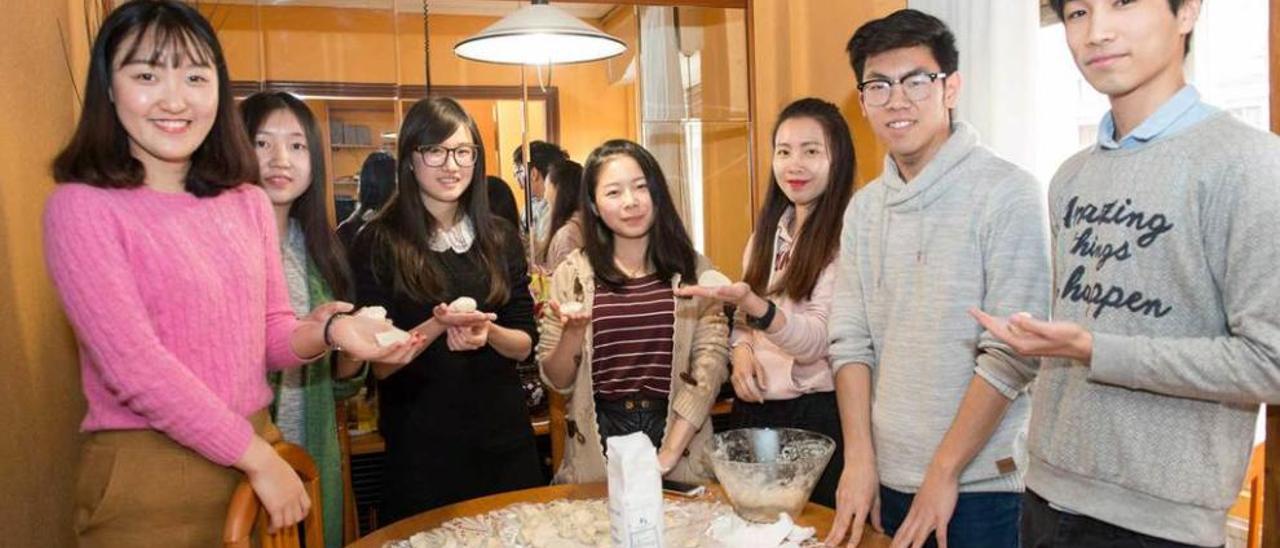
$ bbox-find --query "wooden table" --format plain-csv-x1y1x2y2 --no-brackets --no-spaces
348,482,890,547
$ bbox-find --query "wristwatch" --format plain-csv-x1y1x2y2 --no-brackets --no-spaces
745,300,777,330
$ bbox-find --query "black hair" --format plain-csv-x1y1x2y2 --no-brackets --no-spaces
845,9,958,83
53,0,256,195
486,175,521,229
239,92,352,301
511,140,569,179
580,140,697,289
1048,0,1193,56
363,97,509,306
358,151,396,211
743,98,855,302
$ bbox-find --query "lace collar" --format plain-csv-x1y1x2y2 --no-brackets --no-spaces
428,215,476,253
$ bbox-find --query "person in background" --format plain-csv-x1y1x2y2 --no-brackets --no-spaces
349,97,543,523
540,158,585,272
338,150,395,248
977,1,1280,546
538,139,729,485
675,97,855,509
241,91,369,548
45,2,422,544
827,9,1051,548
487,175,523,235
512,140,569,248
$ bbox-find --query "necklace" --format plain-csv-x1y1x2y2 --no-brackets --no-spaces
613,257,651,279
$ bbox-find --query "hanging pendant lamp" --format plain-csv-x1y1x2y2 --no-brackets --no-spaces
454,0,627,65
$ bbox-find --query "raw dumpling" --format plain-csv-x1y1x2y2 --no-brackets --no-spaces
375,328,411,347
697,270,733,288
448,296,478,313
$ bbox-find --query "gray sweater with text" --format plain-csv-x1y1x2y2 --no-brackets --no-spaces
1026,112,1280,546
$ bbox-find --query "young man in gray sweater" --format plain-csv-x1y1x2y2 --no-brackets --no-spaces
974,0,1280,546
825,9,1052,548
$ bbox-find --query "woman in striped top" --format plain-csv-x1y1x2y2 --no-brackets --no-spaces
538,140,730,484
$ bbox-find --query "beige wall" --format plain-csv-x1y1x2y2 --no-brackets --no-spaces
751,0,903,193
0,1,91,546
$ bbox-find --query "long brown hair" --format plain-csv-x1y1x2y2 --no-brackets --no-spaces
539,158,583,264
52,0,256,196
362,97,509,306
743,98,855,301
581,140,697,290
240,92,352,301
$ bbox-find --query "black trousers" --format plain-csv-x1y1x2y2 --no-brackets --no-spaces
728,391,844,508
1022,490,1222,548
595,397,669,453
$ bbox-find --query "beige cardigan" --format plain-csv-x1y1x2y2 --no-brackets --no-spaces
537,250,730,484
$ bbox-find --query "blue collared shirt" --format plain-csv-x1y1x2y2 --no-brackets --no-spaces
1096,85,1220,150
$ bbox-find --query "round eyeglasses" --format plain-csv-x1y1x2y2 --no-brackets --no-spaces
415,144,480,168
857,72,948,107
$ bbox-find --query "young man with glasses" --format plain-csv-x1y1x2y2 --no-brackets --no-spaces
825,9,1051,548
974,1,1280,546
512,140,569,248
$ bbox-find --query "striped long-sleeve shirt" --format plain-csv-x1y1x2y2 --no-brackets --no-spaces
590,275,674,400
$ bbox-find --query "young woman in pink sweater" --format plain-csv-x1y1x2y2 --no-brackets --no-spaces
676,98,855,507
43,2,423,545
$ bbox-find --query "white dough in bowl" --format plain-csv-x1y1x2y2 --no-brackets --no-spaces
559,301,585,315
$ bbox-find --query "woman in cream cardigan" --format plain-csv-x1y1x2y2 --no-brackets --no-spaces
538,140,729,483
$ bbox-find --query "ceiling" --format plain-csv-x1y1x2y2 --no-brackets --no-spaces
245,0,616,19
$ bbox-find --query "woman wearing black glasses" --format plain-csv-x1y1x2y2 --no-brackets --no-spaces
348,97,542,522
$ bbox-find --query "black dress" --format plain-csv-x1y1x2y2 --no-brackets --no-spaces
350,218,543,524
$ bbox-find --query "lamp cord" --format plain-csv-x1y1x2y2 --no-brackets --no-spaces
423,0,432,96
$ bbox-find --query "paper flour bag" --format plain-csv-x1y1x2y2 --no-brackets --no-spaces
606,432,664,548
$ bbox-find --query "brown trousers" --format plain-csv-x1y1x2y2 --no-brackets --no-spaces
74,410,278,547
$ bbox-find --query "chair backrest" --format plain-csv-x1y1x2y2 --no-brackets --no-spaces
1246,442,1265,548
548,390,567,474
223,442,325,548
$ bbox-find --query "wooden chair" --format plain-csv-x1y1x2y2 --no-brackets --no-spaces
1245,442,1266,548
337,400,359,543
223,442,325,548
548,390,567,474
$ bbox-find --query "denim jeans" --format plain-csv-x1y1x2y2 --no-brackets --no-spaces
879,485,1021,548
1021,490,1221,548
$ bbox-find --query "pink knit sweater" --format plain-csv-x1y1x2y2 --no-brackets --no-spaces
44,183,305,466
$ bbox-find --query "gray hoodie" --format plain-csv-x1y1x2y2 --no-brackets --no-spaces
830,122,1052,492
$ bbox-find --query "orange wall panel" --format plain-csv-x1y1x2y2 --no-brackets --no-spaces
0,1,93,546
752,0,902,194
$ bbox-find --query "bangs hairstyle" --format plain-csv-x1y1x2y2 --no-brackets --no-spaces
52,0,256,196
539,158,584,264
240,92,352,301
364,97,510,306
743,98,856,302
580,140,697,289
1048,0,1194,56
845,9,958,82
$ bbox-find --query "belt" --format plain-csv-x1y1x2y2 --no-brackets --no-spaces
595,397,668,412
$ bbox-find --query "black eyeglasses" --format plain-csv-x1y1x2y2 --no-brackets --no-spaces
414,144,480,168
857,72,948,107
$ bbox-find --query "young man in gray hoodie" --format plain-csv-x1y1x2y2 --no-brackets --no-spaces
974,0,1280,546
825,9,1052,548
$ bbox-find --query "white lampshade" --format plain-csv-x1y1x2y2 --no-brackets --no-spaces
454,0,627,65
